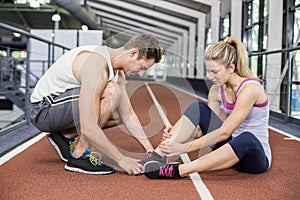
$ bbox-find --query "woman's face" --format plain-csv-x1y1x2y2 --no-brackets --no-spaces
205,59,232,86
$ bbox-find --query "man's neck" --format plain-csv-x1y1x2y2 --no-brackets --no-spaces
108,47,127,70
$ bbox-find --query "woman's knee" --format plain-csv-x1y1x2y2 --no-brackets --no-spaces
229,132,264,160
183,101,207,126
185,101,207,112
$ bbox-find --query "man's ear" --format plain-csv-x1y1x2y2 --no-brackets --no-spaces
129,48,139,58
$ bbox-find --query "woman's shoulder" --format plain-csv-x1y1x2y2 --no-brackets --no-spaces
237,82,267,105
208,85,222,101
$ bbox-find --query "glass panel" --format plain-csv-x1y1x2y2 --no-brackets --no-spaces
261,54,266,80
206,28,212,45
11,50,27,59
294,9,300,44
291,84,300,119
264,0,268,17
247,2,252,26
250,56,258,76
292,1,300,119
263,0,268,50
222,15,230,38
293,51,300,82
251,25,259,51
263,34,268,50
0,50,7,57
252,0,260,23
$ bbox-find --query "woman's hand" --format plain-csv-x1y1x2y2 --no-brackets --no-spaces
162,125,173,141
159,139,188,157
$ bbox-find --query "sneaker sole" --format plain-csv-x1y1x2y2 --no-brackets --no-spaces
47,136,68,162
64,164,115,175
142,160,162,177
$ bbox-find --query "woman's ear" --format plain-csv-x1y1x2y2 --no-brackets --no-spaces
229,63,236,73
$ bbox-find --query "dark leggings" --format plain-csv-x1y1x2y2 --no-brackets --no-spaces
183,101,269,174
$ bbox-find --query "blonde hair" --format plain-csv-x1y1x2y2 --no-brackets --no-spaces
205,36,258,80
124,33,164,63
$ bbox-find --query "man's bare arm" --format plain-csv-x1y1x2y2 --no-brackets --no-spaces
74,52,142,174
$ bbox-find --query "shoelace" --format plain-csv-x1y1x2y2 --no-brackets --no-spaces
140,152,153,163
69,138,76,152
159,165,174,178
85,152,103,166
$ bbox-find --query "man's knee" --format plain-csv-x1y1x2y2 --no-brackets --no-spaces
101,82,122,109
102,82,121,99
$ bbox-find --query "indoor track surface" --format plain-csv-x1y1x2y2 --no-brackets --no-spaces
1,80,299,200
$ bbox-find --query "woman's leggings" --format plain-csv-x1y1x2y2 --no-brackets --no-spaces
183,101,269,174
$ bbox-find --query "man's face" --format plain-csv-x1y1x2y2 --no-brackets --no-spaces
125,49,156,76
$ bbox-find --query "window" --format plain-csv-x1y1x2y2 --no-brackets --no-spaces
291,1,300,117
243,0,269,80
220,13,231,41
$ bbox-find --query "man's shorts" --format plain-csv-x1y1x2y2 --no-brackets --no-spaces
30,88,80,132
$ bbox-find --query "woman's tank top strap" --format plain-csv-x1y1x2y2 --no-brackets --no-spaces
236,78,268,107
235,78,260,96
219,86,235,110
219,78,268,110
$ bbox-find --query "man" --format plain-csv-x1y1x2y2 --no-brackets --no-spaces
30,33,163,175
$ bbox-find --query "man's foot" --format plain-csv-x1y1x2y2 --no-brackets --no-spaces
47,132,74,162
143,161,181,179
64,150,115,175
139,151,167,166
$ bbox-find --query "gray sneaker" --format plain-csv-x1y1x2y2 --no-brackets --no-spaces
139,151,167,166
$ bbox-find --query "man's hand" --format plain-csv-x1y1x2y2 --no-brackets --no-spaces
118,156,143,175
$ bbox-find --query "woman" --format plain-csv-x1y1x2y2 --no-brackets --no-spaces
143,36,271,179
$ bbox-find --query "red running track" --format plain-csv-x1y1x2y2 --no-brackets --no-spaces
0,80,299,200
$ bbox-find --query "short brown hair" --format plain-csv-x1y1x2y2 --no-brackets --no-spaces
124,33,164,63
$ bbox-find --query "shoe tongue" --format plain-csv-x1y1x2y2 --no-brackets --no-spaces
152,151,163,159
82,149,91,156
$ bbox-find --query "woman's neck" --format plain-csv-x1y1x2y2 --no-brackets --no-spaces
225,74,245,92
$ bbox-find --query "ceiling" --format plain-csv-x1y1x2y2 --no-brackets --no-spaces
0,0,230,49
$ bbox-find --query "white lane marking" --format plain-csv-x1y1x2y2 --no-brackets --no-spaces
268,126,300,142
145,83,171,127
145,83,213,200
0,132,48,165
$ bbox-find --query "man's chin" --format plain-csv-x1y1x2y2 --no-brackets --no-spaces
124,72,130,76
127,73,138,77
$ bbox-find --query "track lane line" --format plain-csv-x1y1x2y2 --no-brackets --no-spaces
0,132,48,165
268,126,300,142
145,83,213,200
